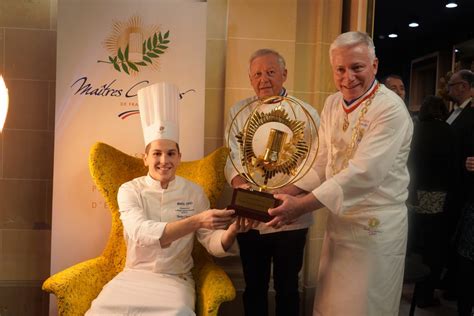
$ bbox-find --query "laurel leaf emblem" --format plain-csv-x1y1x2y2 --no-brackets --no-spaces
98,30,171,75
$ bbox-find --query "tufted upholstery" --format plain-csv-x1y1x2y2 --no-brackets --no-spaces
42,142,235,316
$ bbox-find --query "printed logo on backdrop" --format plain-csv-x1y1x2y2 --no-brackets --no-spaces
68,15,172,120
97,15,171,75
52,1,207,276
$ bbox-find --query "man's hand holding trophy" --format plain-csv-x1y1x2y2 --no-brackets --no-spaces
226,95,318,222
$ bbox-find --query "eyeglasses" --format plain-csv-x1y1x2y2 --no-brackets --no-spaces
447,81,466,88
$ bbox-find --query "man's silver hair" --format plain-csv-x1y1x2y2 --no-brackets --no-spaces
249,48,286,72
329,31,376,64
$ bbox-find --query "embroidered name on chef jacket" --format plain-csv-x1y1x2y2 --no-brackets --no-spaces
359,119,370,129
176,201,195,219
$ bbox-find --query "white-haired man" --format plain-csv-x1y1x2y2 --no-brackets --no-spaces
225,48,320,316
268,32,413,315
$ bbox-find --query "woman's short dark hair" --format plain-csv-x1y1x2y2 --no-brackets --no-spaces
418,96,448,121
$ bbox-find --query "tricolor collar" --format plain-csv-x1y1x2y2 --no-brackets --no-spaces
342,80,378,114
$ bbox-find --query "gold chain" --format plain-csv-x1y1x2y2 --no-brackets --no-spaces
331,85,379,175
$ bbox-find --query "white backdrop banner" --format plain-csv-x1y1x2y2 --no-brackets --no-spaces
50,0,207,290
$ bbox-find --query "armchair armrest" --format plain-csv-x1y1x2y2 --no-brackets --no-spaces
194,260,236,316
42,257,117,316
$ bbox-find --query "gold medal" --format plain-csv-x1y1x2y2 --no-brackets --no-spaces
332,83,380,175
357,128,364,142
342,114,349,132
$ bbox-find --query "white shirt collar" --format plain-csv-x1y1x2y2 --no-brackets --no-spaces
455,97,472,110
145,174,177,190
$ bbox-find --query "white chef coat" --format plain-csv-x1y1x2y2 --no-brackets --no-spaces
225,91,320,234
86,175,238,316
301,82,413,316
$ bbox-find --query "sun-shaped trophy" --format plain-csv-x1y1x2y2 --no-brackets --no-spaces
226,95,319,222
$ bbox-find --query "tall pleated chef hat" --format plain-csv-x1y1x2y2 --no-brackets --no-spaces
137,82,180,146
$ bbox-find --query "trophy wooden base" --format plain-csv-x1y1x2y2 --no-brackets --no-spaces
228,188,280,223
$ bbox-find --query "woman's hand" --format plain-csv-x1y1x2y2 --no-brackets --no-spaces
160,209,234,247
197,209,235,230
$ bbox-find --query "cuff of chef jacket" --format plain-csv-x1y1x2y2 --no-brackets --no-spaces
136,221,168,248
206,229,239,257
294,168,321,193
312,177,343,215
224,158,240,185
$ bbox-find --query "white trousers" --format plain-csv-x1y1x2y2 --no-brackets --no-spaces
86,269,196,316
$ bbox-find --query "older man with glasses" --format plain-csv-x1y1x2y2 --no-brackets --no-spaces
446,70,473,125
442,69,474,301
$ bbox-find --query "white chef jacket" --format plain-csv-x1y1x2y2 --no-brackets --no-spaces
86,175,238,316
224,91,320,234
301,82,413,316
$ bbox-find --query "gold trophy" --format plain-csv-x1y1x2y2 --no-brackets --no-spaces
226,96,318,222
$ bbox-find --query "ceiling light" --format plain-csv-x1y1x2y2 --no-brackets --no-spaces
445,1,458,8
408,22,419,28
454,48,459,53
388,33,398,38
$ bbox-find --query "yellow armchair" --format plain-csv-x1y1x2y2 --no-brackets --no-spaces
42,142,235,316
